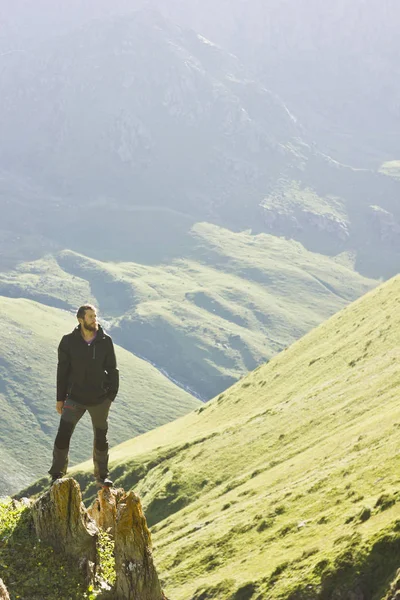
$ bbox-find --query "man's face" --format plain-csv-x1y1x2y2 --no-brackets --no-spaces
80,309,98,332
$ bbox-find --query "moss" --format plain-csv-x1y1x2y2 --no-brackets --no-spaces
0,500,94,600
97,530,116,587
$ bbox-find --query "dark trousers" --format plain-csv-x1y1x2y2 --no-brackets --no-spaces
49,397,112,479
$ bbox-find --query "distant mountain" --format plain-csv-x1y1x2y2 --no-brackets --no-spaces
2,0,399,168
153,0,400,168
0,9,399,280
0,6,398,413
0,9,301,222
23,274,400,599
0,225,376,400
0,297,200,495
0,7,398,448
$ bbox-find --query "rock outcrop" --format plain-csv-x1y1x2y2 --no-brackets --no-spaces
89,487,166,600
31,477,98,583
0,579,10,600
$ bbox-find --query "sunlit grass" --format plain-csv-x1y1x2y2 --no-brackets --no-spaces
53,275,400,599
379,160,400,180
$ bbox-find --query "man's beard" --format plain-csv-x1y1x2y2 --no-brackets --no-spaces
83,322,98,333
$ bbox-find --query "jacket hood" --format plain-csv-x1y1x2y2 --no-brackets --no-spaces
72,324,106,340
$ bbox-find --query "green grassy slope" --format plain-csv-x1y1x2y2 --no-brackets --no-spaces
379,161,400,180
0,297,200,496
49,274,400,599
0,223,377,399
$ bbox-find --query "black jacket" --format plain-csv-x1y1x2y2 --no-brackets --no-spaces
57,325,119,406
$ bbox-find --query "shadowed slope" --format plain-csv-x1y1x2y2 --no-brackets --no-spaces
0,224,377,399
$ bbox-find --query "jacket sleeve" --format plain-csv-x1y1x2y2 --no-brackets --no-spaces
105,338,119,401
57,335,71,402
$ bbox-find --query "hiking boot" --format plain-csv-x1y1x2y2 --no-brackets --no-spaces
50,474,63,486
96,477,113,488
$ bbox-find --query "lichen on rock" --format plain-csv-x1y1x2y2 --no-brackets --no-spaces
89,487,166,599
31,477,99,583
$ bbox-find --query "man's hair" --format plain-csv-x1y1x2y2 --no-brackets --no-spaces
77,304,96,320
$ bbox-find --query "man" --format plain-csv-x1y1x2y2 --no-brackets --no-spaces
48,304,119,487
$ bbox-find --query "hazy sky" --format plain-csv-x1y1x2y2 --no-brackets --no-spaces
2,0,398,49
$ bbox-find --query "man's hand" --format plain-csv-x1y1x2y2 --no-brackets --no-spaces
56,400,65,415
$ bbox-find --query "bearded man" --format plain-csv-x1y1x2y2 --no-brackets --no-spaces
48,304,119,487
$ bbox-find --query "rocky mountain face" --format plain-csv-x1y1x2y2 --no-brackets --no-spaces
0,9,301,222
154,0,400,168
0,7,399,279
3,0,399,168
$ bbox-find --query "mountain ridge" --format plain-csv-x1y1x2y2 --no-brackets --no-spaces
3,0,399,168
0,224,377,400
0,7,399,281
21,274,400,598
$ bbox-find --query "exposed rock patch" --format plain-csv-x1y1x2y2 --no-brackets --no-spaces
0,579,10,600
